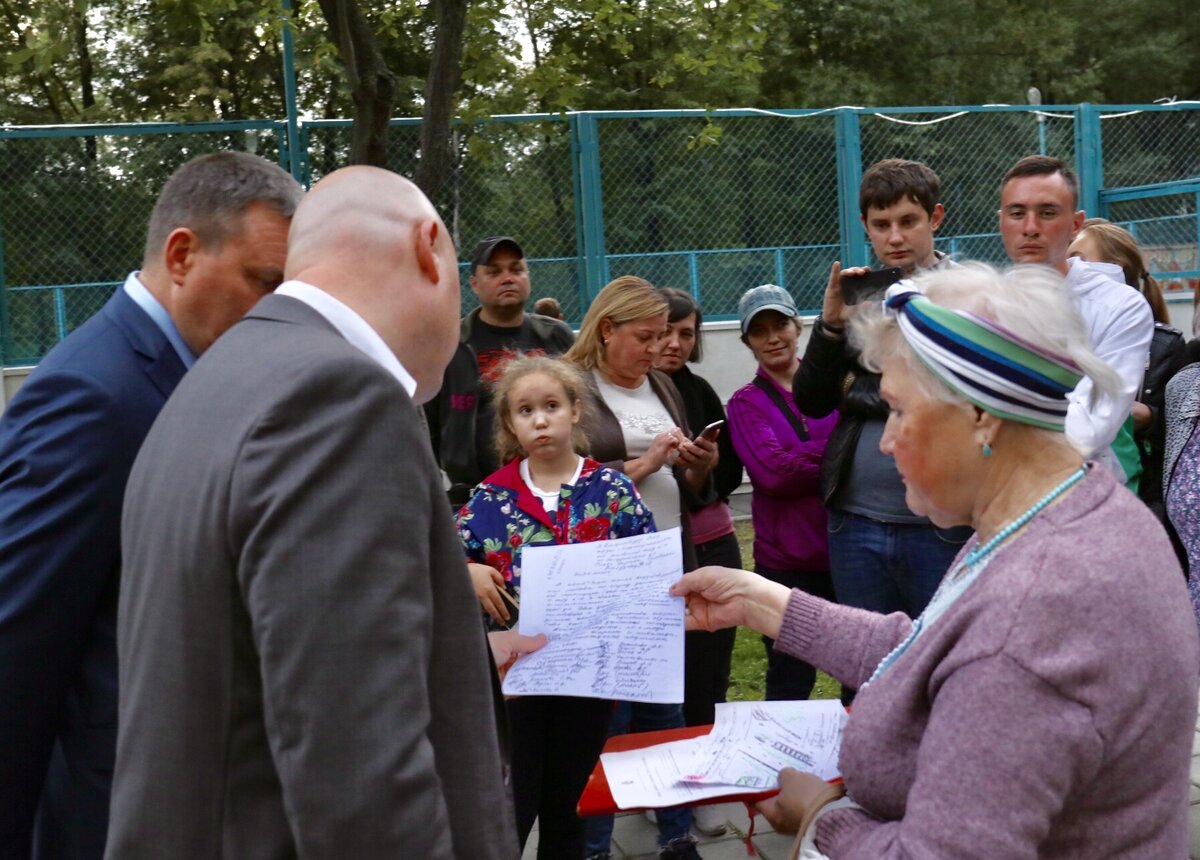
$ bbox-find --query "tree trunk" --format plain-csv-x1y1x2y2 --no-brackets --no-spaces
73,3,96,161
412,0,470,200
315,0,396,167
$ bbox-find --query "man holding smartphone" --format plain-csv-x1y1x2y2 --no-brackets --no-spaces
793,160,971,679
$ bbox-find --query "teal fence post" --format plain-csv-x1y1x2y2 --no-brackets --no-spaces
1075,104,1103,217
0,209,7,367
568,114,586,311
280,0,303,182
570,113,608,303
53,288,67,342
836,109,867,267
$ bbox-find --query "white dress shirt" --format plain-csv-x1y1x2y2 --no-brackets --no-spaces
275,280,417,398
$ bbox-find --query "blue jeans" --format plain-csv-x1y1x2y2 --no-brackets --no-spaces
827,510,970,618
584,701,692,853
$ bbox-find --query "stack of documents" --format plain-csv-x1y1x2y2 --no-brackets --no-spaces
600,700,847,810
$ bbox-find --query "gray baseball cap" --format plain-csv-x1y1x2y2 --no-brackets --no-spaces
737,284,799,333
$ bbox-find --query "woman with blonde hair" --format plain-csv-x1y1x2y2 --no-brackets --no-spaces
672,264,1197,858
1070,219,1187,529
1072,218,1170,322
567,275,716,860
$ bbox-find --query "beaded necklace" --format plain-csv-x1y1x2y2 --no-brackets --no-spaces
863,464,1089,687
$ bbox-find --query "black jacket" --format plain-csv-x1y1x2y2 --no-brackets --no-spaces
1136,321,1188,519
666,364,744,505
792,322,890,506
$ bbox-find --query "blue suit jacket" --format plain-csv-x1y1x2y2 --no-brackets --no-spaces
0,285,186,859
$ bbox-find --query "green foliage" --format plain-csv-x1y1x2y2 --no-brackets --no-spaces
2,0,1196,130
2,0,1199,360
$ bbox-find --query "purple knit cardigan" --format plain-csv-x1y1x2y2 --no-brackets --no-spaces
776,465,1199,858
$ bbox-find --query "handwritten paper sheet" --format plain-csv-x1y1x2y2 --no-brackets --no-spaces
501,528,684,703
602,700,847,810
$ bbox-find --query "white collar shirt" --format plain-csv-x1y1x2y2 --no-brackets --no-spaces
275,280,417,399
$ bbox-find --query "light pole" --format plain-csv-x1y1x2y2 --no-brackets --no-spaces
1027,86,1047,156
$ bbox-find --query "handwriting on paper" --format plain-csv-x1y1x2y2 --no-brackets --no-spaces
501,528,684,703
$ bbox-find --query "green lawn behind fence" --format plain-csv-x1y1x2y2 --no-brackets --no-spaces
727,519,841,702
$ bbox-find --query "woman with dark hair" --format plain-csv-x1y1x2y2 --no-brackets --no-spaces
725,284,837,703
653,287,743,837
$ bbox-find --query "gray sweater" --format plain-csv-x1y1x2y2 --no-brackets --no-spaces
776,465,1198,858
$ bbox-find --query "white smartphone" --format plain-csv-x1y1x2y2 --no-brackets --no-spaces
694,420,725,442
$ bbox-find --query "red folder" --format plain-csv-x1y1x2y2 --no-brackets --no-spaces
577,724,780,817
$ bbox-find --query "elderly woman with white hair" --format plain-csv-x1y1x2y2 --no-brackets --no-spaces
671,264,1199,858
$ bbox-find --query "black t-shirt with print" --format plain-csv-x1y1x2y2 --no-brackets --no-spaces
469,318,549,478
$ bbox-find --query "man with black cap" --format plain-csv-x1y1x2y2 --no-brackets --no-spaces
428,236,575,507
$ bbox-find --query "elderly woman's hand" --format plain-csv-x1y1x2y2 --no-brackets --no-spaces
487,630,548,682
670,566,791,638
756,768,844,834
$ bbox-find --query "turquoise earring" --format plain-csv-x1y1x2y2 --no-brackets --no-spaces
982,441,993,458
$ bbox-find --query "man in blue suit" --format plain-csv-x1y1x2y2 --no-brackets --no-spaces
0,151,302,860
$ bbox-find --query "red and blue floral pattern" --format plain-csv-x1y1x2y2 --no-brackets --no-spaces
456,457,656,629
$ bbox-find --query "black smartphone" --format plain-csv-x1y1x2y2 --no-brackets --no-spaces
694,420,724,442
840,266,904,305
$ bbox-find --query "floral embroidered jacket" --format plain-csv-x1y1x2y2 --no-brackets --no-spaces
456,457,656,630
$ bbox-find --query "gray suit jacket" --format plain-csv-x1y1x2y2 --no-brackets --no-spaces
107,295,517,859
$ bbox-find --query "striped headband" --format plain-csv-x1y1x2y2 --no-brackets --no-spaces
883,285,1083,431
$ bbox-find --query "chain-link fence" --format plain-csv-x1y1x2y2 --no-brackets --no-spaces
1104,186,1200,300
0,122,284,363
3,104,1199,365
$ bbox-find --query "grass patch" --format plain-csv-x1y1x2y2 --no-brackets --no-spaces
727,516,841,702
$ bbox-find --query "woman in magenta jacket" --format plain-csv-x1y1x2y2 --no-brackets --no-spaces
725,284,837,701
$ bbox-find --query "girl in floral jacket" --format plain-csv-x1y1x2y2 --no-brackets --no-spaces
456,355,655,860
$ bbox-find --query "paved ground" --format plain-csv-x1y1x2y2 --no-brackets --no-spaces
726,488,752,521
523,801,796,860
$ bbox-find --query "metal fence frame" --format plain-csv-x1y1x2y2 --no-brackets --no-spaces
2,102,1199,365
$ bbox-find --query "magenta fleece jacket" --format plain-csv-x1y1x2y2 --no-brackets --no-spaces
726,367,838,571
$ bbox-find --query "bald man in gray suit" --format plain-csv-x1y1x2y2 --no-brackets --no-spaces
108,168,534,859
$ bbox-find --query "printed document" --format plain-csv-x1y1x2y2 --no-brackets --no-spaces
602,700,847,809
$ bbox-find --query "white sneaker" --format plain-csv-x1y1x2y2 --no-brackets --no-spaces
691,804,727,837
